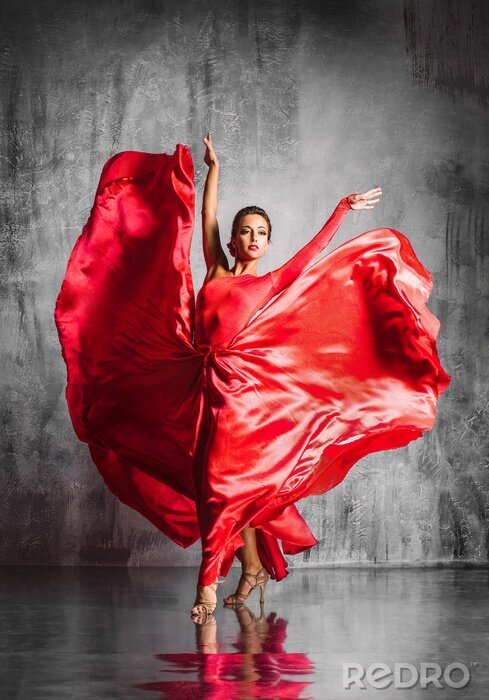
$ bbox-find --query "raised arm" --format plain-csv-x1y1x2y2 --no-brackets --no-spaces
270,196,353,293
270,188,382,293
201,132,229,273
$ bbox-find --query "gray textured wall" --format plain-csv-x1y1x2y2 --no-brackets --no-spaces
1,0,487,567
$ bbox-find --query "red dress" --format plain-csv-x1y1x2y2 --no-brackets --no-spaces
54,144,451,588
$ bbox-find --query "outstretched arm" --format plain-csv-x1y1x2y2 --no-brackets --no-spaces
270,188,382,293
201,132,229,273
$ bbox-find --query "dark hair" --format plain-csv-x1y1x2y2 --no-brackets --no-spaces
227,205,272,257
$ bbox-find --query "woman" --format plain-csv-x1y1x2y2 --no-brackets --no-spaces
194,132,383,615
54,136,450,620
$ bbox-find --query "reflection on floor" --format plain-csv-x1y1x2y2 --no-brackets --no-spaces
1,565,488,698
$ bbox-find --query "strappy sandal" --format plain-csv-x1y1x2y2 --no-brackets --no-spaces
191,577,221,617
223,567,269,605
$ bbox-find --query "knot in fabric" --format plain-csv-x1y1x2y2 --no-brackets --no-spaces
195,344,232,387
195,343,231,357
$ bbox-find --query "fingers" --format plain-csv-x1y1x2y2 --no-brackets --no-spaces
358,188,382,201
351,187,382,210
364,187,382,196
359,189,382,208
355,201,379,210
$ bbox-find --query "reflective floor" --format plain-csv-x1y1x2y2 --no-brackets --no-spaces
1,565,488,698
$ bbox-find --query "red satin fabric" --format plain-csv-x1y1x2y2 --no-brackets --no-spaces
54,144,450,587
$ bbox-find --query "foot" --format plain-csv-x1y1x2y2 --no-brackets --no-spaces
193,613,218,646
191,578,220,617
223,564,268,605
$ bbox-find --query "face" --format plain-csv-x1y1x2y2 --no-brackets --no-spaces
233,214,270,260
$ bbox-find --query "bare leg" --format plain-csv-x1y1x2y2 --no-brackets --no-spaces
238,526,263,571
223,526,265,604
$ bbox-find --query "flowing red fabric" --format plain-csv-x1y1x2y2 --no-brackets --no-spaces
54,144,451,587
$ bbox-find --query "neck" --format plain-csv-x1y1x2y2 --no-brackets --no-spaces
232,259,259,276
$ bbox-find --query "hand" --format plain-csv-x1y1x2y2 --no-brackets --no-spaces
203,132,219,168
348,188,382,210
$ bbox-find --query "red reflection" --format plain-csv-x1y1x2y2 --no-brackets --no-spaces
133,608,314,698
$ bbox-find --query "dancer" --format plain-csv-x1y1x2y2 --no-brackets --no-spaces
197,133,380,613
54,136,450,620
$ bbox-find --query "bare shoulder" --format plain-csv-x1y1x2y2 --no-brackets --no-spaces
203,262,231,284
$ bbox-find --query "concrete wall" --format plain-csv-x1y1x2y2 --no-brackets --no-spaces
1,0,487,567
